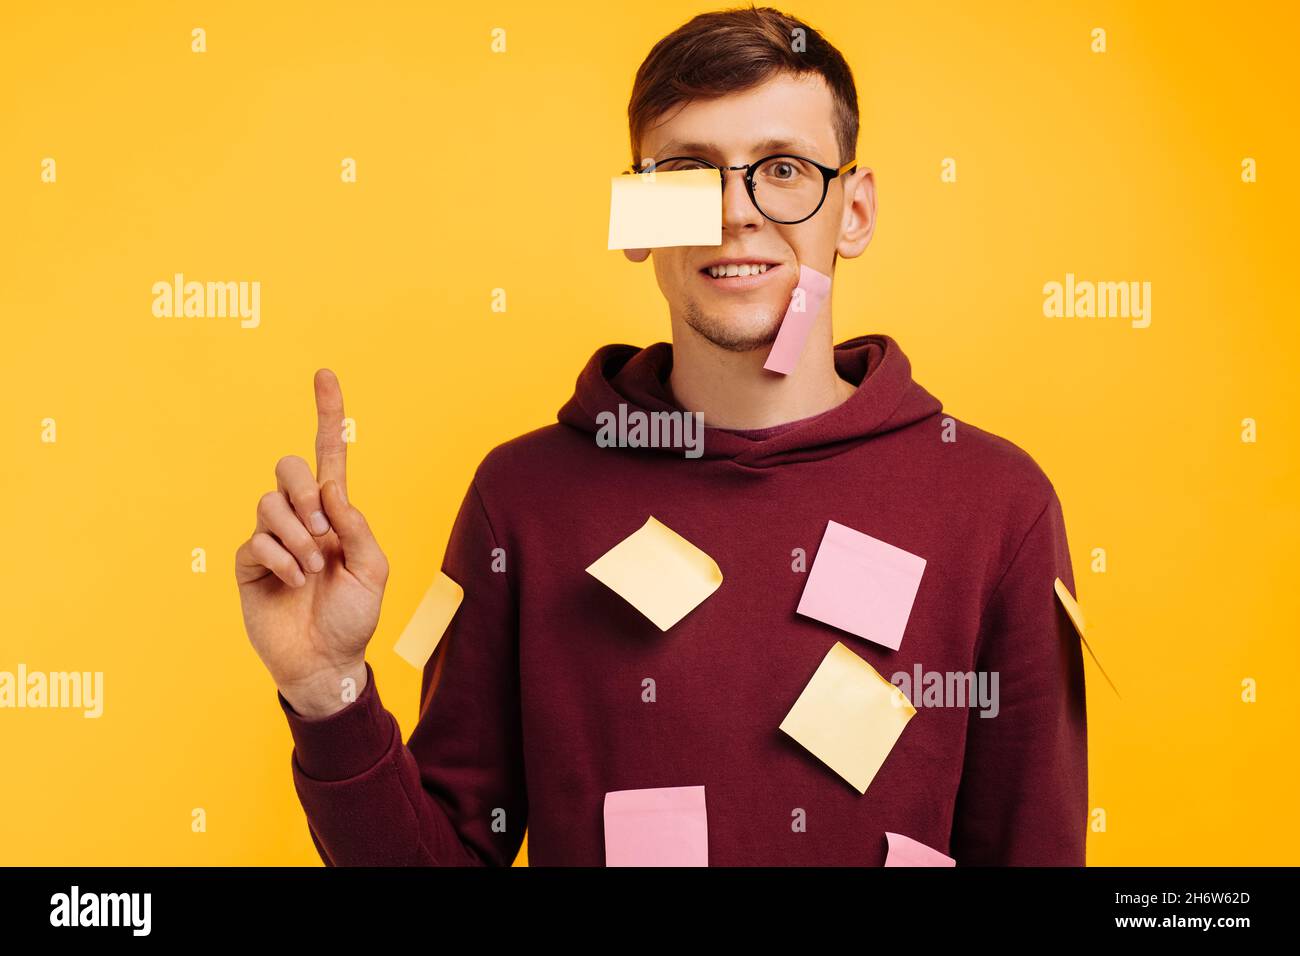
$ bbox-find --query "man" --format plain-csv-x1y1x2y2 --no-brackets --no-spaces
235,6,1087,866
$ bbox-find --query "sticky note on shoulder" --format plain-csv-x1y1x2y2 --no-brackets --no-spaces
392,571,464,669
586,517,722,631
884,832,955,867
604,785,708,866
797,519,927,651
607,168,722,250
780,642,916,794
764,264,832,374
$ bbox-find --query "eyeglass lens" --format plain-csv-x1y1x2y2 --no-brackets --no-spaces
651,156,827,222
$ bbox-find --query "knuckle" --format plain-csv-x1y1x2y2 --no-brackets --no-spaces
257,491,281,516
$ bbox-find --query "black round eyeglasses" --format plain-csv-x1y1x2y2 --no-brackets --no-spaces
627,154,858,225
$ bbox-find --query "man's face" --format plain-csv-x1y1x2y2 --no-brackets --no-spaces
632,71,873,353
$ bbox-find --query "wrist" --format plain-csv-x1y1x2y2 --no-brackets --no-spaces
280,660,368,719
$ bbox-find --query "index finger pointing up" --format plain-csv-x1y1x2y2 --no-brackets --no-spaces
314,368,347,495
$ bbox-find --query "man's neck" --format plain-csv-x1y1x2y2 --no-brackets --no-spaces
666,311,857,429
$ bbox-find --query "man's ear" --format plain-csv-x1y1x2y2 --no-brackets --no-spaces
622,248,651,263
836,167,876,260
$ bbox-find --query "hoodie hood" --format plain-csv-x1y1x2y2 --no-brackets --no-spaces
556,333,944,469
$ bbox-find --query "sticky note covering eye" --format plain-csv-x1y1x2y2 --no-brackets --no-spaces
604,785,708,866
764,264,832,374
607,168,722,250
779,642,916,794
586,517,723,631
884,832,956,867
392,571,464,669
796,520,927,651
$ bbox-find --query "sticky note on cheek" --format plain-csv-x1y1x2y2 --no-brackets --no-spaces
607,168,722,250
764,264,832,374
393,571,464,669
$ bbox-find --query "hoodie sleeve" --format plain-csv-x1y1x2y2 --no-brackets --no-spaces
948,489,1089,866
277,478,527,866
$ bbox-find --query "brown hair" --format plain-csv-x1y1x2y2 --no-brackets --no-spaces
628,5,859,167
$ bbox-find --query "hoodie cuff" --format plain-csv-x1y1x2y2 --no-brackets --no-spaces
277,661,396,781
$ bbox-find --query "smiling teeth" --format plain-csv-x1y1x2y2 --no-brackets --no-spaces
708,263,769,278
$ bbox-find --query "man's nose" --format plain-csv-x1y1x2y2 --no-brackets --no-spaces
721,168,763,231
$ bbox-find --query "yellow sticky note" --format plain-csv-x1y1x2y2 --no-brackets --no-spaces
779,642,916,794
393,571,464,669
1054,576,1120,698
586,516,723,631
607,168,722,250
1053,577,1086,636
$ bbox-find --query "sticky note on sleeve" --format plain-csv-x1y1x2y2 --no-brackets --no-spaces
764,264,832,374
1054,577,1121,698
392,571,464,669
607,168,722,250
586,516,723,631
779,642,916,794
796,519,927,651
604,785,708,866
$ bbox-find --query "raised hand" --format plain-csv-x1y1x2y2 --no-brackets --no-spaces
235,369,390,717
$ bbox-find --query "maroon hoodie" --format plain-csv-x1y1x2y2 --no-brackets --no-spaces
278,333,1088,866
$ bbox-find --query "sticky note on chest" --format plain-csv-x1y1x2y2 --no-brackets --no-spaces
607,168,721,249
586,516,723,631
796,519,927,651
393,571,464,669
884,832,956,867
604,785,708,866
780,642,916,794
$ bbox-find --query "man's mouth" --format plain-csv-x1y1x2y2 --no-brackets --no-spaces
698,258,783,289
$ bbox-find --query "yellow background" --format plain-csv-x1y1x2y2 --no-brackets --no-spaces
1,0,1296,866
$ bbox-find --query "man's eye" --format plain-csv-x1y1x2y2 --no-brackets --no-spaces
656,159,707,172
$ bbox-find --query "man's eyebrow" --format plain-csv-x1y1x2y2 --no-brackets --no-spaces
653,136,828,160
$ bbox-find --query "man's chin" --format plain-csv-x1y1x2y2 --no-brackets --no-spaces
682,305,783,353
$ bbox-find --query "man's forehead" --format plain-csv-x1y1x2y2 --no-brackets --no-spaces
639,73,839,162
655,134,827,159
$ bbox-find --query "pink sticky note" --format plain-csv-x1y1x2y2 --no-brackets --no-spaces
796,519,927,651
604,785,708,866
884,832,956,867
764,264,832,374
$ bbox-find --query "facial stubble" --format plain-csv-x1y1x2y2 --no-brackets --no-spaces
681,296,786,353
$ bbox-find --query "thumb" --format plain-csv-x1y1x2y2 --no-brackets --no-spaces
321,479,388,588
